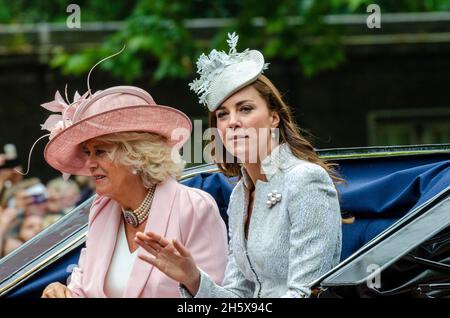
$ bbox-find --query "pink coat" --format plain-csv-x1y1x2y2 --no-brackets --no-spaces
67,178,228,297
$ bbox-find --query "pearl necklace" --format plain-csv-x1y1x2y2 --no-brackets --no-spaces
121,185,156,228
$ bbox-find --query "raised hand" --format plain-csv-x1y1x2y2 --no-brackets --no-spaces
0,207,18,228
135,231,200,295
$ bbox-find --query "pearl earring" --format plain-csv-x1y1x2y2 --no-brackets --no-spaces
271,128,277,139
132,168,138,175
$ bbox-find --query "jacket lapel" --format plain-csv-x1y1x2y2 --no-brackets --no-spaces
84,197,122,297
123,178,179,298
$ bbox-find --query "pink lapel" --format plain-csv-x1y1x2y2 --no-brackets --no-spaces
123,178,179,298
84,197,122,297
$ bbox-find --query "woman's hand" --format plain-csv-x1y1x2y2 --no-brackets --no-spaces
41,282,72,298
14,191,33,210
0,207,18,228
135,232,201,295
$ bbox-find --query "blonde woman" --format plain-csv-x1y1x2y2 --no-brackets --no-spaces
41,86,227,297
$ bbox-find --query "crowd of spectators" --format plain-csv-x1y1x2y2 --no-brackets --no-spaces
0,144,94,258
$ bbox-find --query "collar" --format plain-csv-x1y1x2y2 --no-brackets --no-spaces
240,143,295,189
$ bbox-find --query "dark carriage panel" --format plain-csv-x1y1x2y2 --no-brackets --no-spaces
6,245,84,298
0,199,91,297
317,190,450,297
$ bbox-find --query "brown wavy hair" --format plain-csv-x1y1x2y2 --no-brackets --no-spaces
208,74,343,185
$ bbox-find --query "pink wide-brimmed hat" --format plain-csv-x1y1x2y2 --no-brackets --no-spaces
41,85,192,176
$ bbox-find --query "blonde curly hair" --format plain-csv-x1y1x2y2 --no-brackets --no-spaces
94,132,185,187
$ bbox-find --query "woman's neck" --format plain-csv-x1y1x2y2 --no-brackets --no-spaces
243,163,267,187
243,142,276,186
115,184,148,211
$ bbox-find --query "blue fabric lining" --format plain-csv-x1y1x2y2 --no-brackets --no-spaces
337,155,450,218
182,173,235,227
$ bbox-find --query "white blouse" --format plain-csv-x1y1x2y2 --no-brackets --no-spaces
104,219,138,297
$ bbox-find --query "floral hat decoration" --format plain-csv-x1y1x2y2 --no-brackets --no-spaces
21,47,192,180
189,32,269,112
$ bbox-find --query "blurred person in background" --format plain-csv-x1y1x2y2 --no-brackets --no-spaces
0,178,47,257
0,144,23,205
74,175,95,206
2,214,44,256
9,182,48,218
0,206,18,257
43,177,80,227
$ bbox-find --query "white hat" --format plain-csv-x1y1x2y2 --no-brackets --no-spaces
189,32,269,112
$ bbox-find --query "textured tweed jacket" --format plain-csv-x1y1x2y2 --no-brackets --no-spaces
181,143,342,298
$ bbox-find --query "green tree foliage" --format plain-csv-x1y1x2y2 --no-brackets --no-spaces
49,0,360,81
2,0,449,81
0,0,136,23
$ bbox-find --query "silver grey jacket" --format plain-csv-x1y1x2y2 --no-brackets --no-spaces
181,143,342,298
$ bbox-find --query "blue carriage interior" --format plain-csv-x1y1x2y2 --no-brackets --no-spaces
181,154,450,261
6,152,450,297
